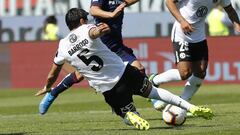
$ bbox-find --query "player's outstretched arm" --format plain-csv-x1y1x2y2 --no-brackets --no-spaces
89,23,111,39
35,63,63,96
224,4,240,32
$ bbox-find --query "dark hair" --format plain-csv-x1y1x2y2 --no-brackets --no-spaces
65,8,89,30
45,15,57,24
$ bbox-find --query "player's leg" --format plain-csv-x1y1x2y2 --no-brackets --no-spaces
149,69,182,110
181,60,208,100
39,71,83,115
131,60,145,75
102,70,150,130
116,45,146,75
146,84,213,119
150,69,182,86
51,71,83,97
150,40,193,110
180,40,208,101
126,63,213,120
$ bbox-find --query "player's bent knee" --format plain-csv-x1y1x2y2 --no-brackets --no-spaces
179,71,192,80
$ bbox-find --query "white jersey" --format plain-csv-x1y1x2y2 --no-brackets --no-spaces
171,0,231,43
54,24,127,93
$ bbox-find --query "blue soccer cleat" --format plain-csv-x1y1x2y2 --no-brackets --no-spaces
39,92,56,115
151,99,167,111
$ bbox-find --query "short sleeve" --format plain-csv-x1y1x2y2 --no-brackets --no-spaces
53,44,65,66
219,0,231,8
84,24,97,39
91,0,103,7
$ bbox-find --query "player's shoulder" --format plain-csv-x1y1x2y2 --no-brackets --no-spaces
82,24,97,30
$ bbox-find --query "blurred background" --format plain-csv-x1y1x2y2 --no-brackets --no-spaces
0,0,240,88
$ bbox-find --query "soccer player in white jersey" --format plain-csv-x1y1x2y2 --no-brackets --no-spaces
150,0,240,110
35,0,144,116
37,8,213,130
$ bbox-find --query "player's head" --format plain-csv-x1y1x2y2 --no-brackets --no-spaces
65,8,89,30
45,15,57,25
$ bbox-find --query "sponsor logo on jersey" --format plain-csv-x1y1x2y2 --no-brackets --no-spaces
179,53,186,59
196,6,208,17
109,0,122,5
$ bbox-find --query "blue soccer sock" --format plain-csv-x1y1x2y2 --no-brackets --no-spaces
50,72,79,97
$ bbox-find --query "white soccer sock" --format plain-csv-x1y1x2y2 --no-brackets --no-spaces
153,69,182,85
181,75,203,101
148,86,194,111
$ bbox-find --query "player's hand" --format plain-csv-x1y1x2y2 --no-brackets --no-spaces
111,3,125,18
233,22,240,33
35,86,51,96
97,23,111,34
180,20,195,35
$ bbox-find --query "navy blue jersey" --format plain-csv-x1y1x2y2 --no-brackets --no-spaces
91,0,124,51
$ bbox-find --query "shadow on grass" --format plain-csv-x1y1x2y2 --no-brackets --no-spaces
0,133,26,135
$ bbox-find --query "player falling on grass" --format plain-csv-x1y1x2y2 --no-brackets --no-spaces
36,8,213,130
35,0,147,115
150,0,240,110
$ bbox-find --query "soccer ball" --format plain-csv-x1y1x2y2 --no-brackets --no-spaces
162,104,187,126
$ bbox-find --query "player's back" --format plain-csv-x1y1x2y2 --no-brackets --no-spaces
56,24,126,93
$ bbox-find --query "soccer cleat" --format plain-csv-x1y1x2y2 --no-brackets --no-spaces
125,112,150,130
39,92,56,115
151,99,167,111
186,112,195,118
189,106,214,120
148,73,158,87
149,74,167,111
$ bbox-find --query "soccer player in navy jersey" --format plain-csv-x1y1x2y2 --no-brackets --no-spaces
90,0,145,74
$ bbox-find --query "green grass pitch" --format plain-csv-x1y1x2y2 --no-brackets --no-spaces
0,84,240,135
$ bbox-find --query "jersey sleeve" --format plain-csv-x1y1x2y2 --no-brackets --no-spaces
54,42,65,66
85,24,97,39
91,0,103,7
219,0,231,7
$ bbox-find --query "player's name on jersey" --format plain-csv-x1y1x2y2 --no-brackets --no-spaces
68,39,89,56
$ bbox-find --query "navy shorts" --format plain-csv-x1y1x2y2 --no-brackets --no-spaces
111,45,137,64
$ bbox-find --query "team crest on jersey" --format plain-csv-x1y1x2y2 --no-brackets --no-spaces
196,6,208,17
69,34,77,43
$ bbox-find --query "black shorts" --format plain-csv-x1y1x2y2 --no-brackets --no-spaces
102,64,150,117
172,40,208,63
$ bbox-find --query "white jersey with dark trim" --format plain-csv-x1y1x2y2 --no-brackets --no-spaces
54,24,127,93
171,0,231,43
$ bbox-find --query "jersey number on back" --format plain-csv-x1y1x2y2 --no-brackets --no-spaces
77,49,103,71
